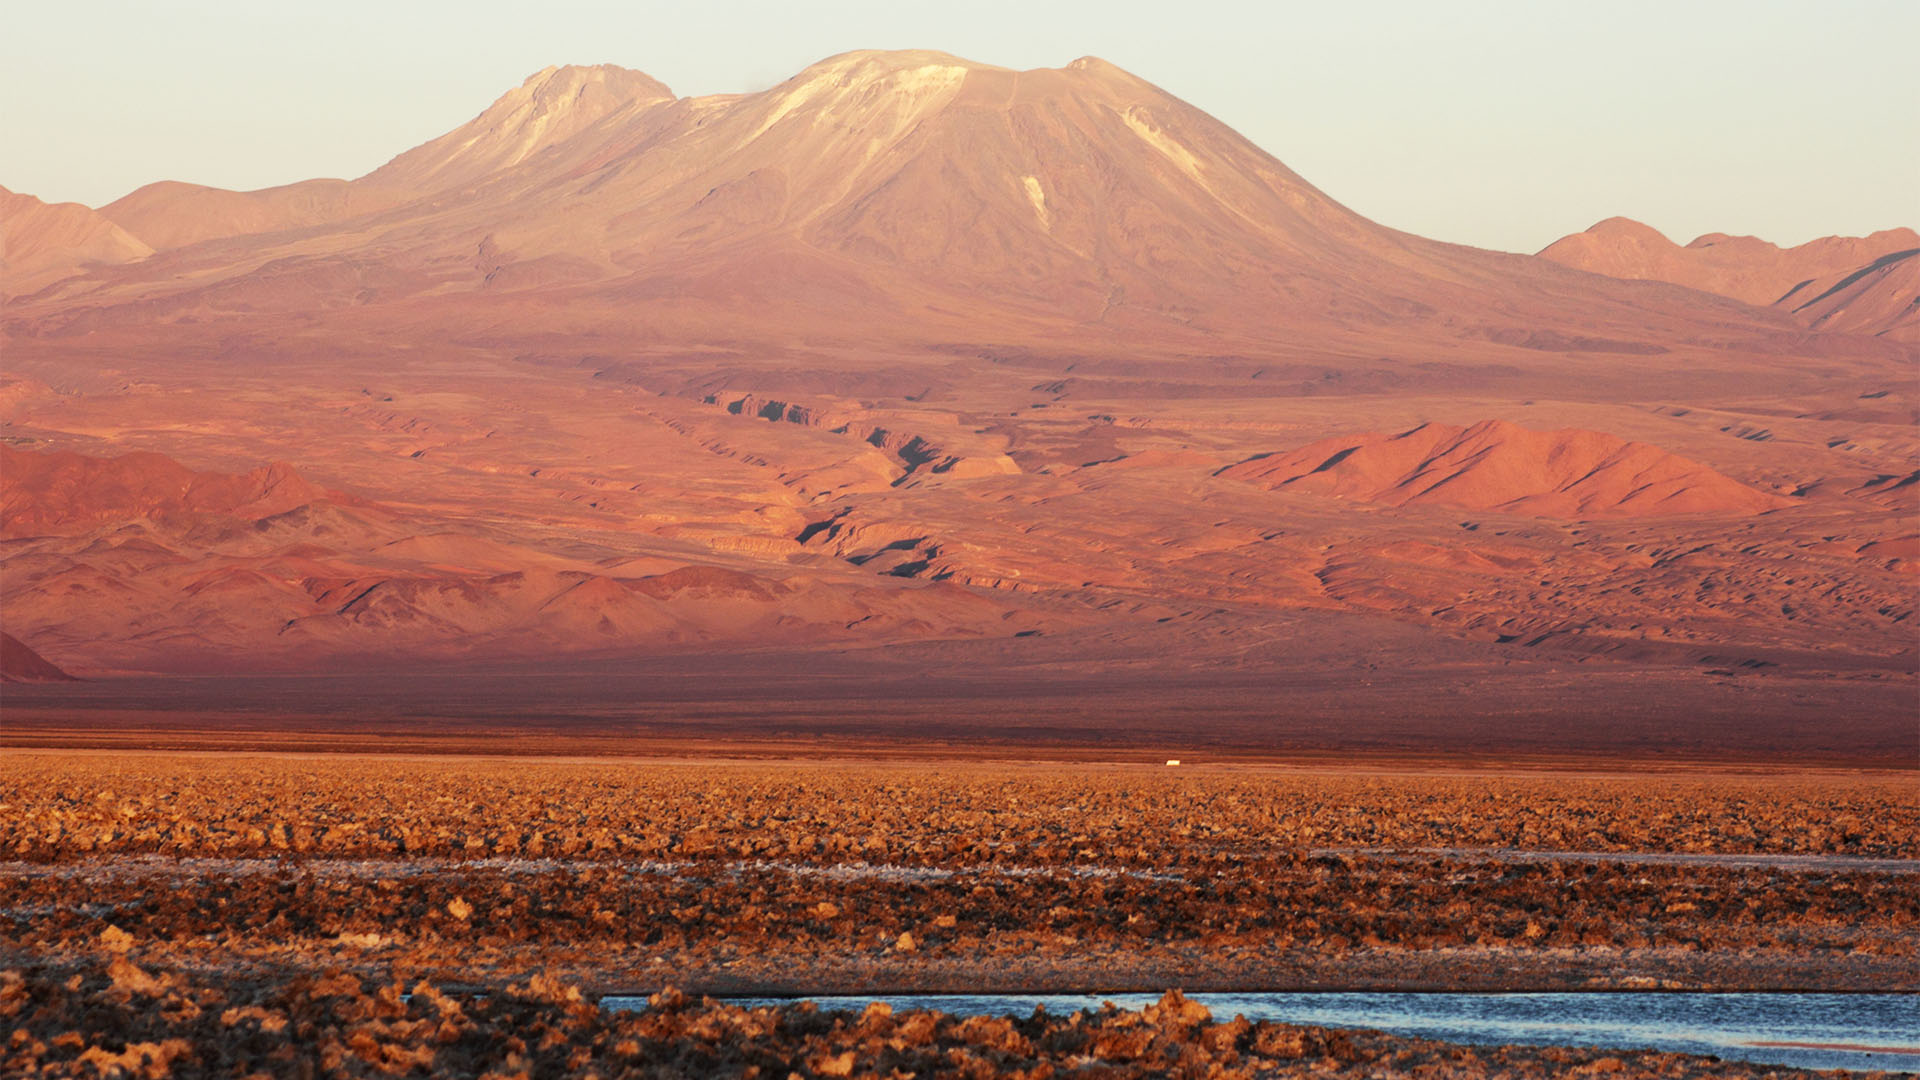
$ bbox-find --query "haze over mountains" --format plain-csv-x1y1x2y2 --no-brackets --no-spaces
2,51,1913,739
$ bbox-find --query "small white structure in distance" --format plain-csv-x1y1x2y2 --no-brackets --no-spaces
1165,759,1182,766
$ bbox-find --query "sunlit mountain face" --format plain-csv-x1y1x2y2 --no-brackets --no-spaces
1,51,1911,754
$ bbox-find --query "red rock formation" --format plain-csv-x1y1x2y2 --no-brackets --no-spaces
0,446,328,537
1221,420,1792,518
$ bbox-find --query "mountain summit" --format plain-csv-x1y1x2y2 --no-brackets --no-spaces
366,64,675,192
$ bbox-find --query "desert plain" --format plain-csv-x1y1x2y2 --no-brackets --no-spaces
2,46,1917,1080
3,751,1917,1078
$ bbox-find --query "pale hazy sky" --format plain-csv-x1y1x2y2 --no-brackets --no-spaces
4,0,1914,253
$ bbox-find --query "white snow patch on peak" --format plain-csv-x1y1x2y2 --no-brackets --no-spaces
1022,176,1050,230
742,59,969,147
1122,105,1206,184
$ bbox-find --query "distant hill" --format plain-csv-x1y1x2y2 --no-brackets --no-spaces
1220,419,1793,518
0,185,153,297
1539,218,1918,340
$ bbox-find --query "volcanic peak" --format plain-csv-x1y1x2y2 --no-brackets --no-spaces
761,50,1169,119
798,48,1008,75
784,49,1142,81
505,63,676,114
364,63,675,192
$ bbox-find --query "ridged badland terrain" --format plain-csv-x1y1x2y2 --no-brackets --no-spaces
3,51,1915,756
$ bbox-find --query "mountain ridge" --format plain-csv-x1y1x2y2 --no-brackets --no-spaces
1538,216,1918,305
5,50,1878,371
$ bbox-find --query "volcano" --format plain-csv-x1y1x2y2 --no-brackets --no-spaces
0,52,1912,741
10,51,1877,373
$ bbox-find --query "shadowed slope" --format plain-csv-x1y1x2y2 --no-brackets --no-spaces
1775,248,1920,341
1220,420,1795,518
0,632,78,683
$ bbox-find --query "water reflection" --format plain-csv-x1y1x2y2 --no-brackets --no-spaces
600,991,1920,1073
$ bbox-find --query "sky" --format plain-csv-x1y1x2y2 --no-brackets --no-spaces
4,0,1914,254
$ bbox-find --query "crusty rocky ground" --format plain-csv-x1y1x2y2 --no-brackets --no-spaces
0,961,1876,1079
3,753,1914,1000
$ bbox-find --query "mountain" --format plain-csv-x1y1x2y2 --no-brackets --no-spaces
0,52,1913,718
1538,217,1918,307
0,185,153,297
8,51,1873,376
1218,420,1794,518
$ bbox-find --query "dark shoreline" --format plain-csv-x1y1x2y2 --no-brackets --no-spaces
5,961,1910,1079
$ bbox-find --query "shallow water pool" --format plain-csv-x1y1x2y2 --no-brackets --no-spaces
604,991,1919,1073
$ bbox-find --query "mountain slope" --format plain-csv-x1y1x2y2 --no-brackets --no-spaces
93,66,672,253
364,63,674,193
100,178,412,251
